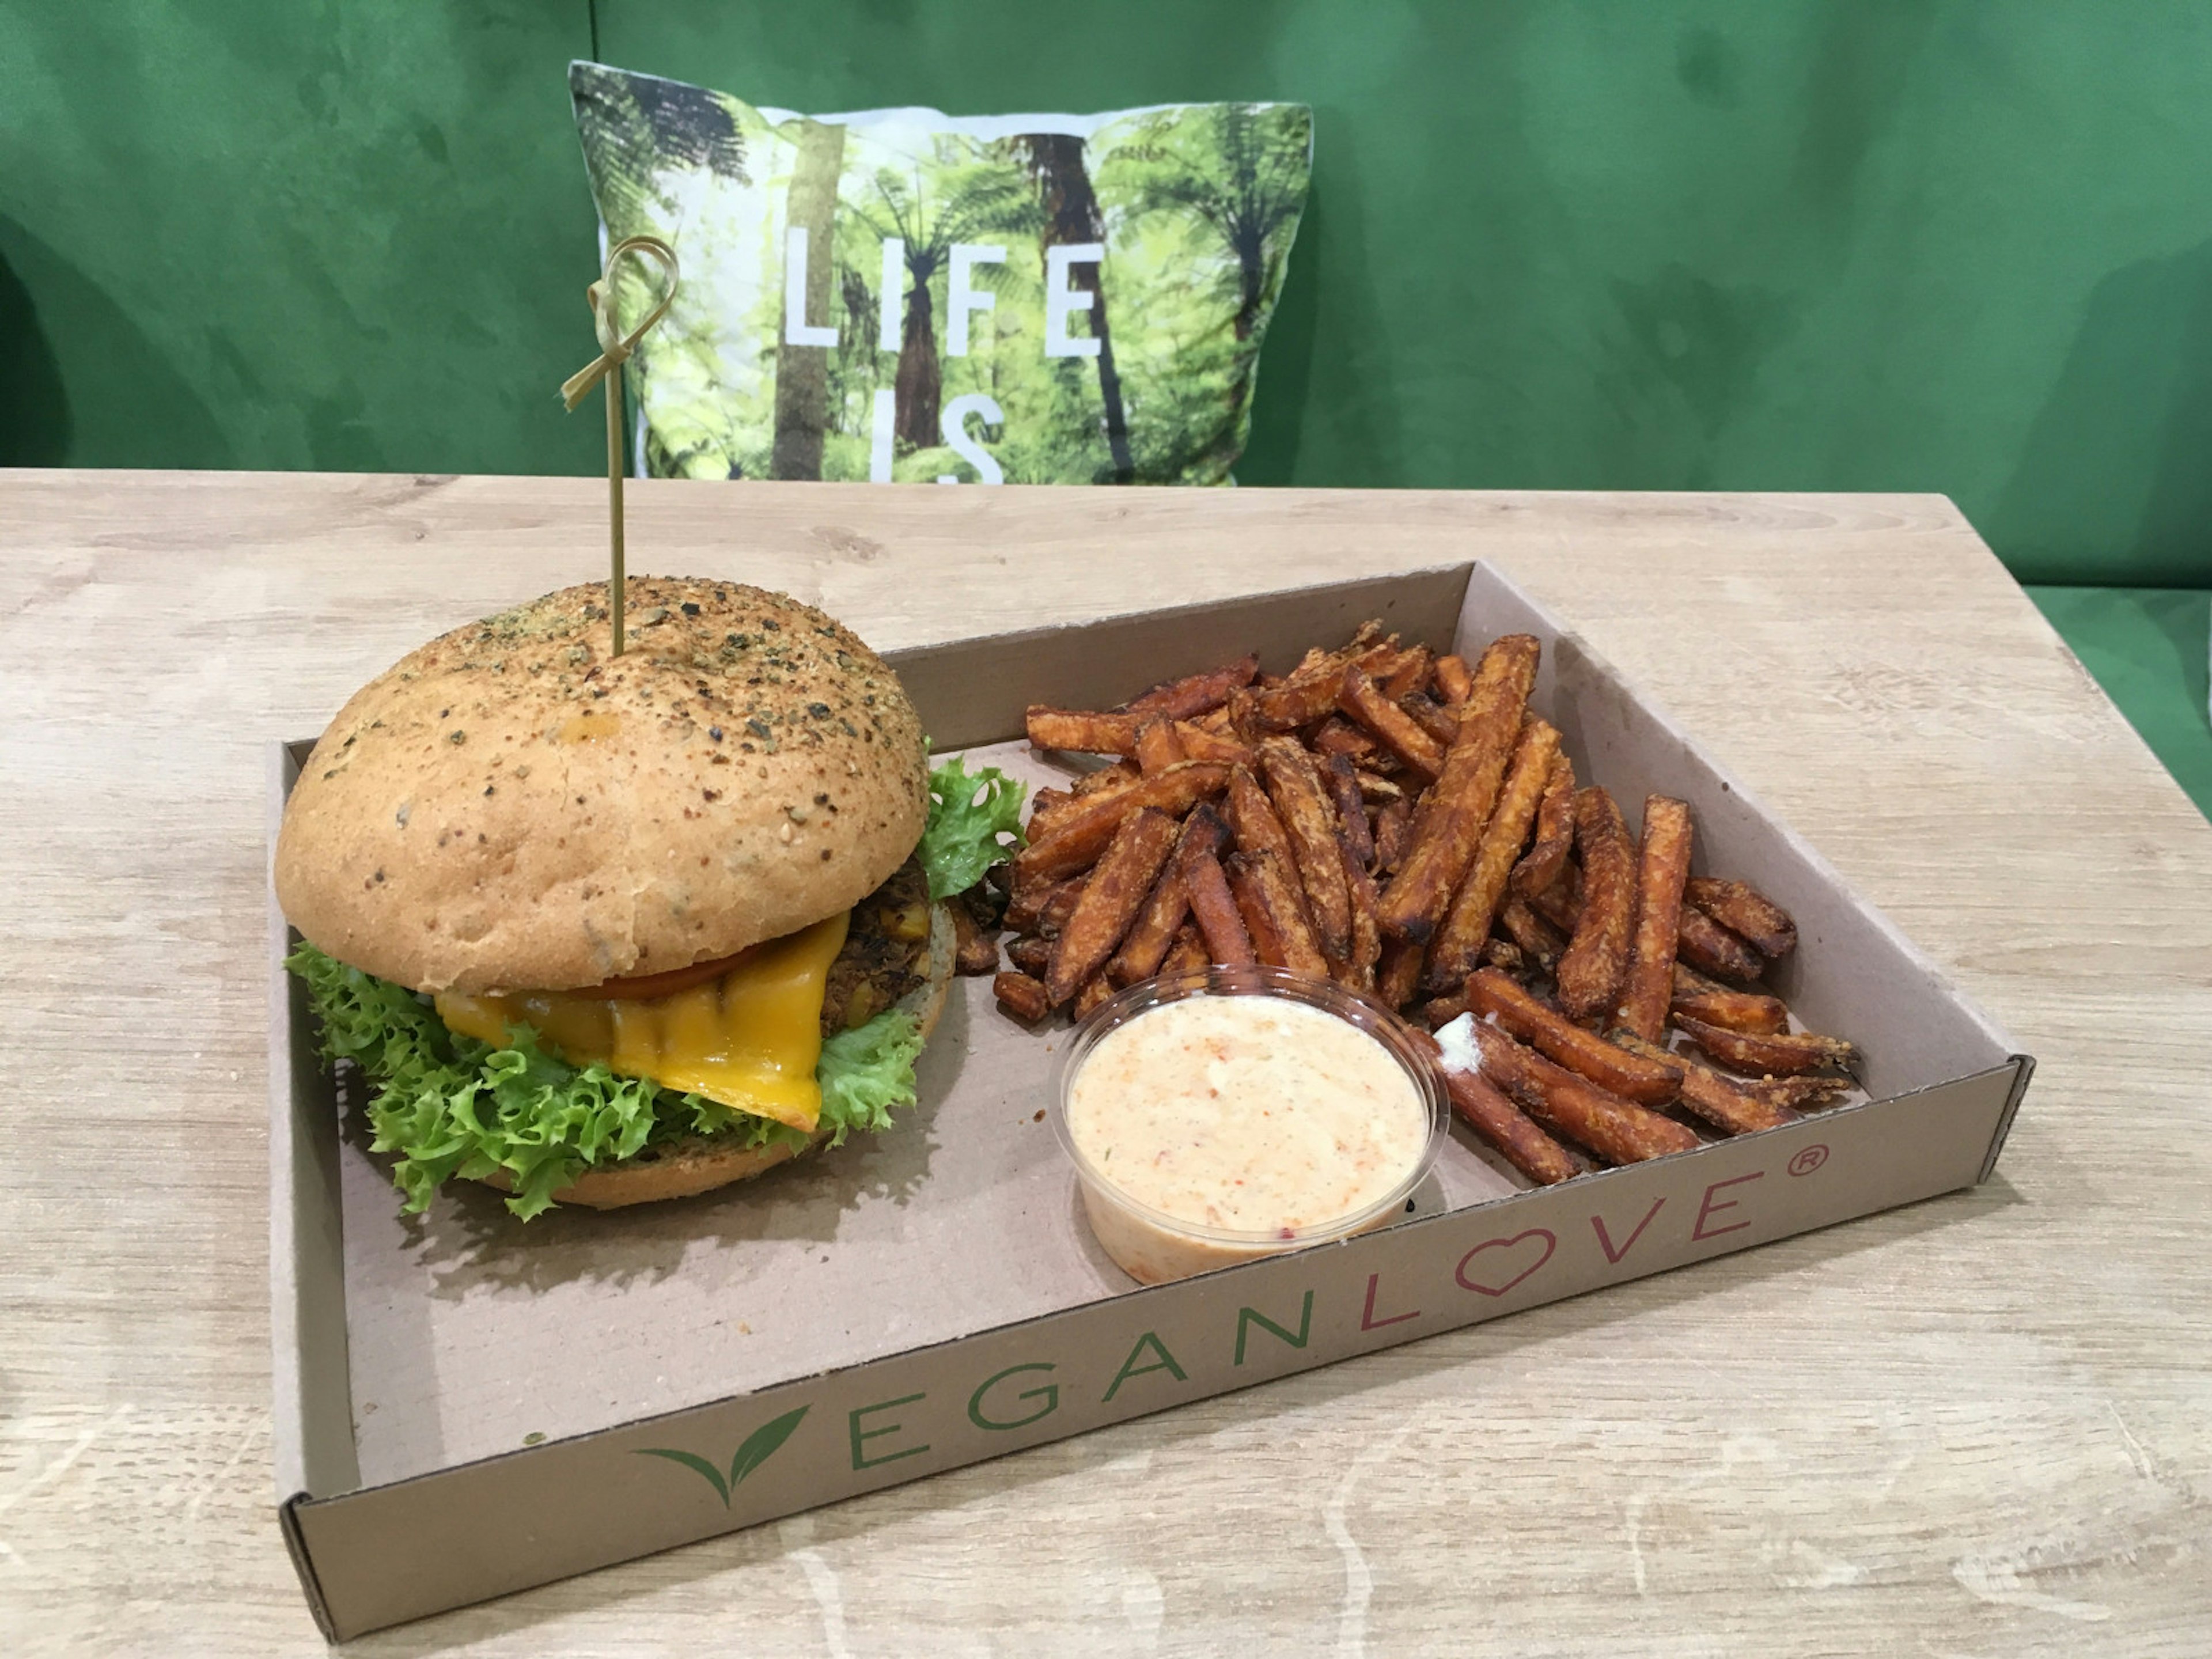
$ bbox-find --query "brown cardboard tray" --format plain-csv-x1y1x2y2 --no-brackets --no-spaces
268,562,2031,1639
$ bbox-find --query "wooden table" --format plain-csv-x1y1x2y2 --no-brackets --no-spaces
5,472,2209,1656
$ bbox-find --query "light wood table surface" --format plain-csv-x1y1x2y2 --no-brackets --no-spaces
4,472,2209,1656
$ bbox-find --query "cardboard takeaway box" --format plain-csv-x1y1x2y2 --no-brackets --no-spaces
268,562,2033,1641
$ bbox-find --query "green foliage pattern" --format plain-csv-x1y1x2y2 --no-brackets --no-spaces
571,63,1310,486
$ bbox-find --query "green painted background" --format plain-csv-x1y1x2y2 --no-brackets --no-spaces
3,1,2210,588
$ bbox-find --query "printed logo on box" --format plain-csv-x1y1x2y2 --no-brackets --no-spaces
631,1152,1816,1503
637,1406,810,1508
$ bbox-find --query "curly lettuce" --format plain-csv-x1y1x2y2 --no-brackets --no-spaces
287,945,921,1221
918,756,1026,900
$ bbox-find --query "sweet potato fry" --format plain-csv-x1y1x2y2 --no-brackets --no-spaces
1615,795,1692,1042
1105,869,1185,987
1027,706,1139,756
1170,720,1256,767
1299,624,1388,676
1357,771,1405,802
1482,937,1528,976
1509,752,1577,900
1122,654,1260,722
1685,878,1797,959
1159,923,1210,979
1675,1014,1857,1078
1380,644,1434,701
1044,808,1181,1006
1672,958,1725,994
1106,806,1228,987
1248,672,1347,734
1310,715,1380,765
1071,758,1141,796
1376,937,1424,1010
1226,859,1286,966
1338,667,1446,780
1131,718,1187,775
1244,627,1394,728
1223,764,1317,931
1029,762,1141,843
1467,968,1683,1105
1418,993,1467,1028
1556,787,1636,1021
1183,846,1256,967
1497,897,1567,975
1372,796,1412,874
1005,874,1079,935
1472,1022,1699,1164
1013,762,1229,885
1446,1066,1581,1185
1408,1026,1578,1185
1004,934,1052,976
1425,717,1562,993
1226,850,1330,978
1671,964,1788,1035
1036,880,1084,939
1676,906,1766,983
1322,752,1375,870
1177,800,1233,863
1434,653,1474,707
1398,691,1459,748
1529,870,1581,932
994,971,1048,1024
1374,634,1540,943
1609,1032,1794,1135
1257,736,1354,964
949,905,1001,976
1073,974,1116,1020
1755,1074,1854,1111
1359,642,1422,687
1338,836,1382,990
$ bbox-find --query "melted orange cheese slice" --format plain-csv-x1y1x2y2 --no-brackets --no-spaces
434,911,851,1132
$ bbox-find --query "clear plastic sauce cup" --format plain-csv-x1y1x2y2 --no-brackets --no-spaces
1051,965,1449,1285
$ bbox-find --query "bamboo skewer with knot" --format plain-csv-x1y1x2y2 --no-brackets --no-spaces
560,234,679,657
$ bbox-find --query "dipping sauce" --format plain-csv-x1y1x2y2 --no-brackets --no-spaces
1061,991,1436,1283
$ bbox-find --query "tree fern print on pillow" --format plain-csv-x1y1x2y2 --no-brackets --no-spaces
570,63,1311,486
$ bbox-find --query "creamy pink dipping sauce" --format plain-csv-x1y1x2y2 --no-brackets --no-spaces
1065,997,1429,1281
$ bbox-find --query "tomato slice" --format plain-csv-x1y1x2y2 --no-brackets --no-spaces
586,944,762,1003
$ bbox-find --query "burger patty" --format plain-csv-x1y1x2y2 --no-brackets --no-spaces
820,856,932,1036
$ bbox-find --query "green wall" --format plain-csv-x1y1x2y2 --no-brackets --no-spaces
4,2,2211,585
0,2,601,476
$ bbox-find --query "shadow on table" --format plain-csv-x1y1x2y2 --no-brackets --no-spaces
337,994,980,1305
337,1174,2021,1657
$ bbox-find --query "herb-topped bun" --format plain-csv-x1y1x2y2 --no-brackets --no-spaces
278,579,1028,1219
275,578,929,997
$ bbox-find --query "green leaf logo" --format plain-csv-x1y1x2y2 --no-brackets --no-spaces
729,1406,810,1488
635,1447,730,1506
637,1405,810,1508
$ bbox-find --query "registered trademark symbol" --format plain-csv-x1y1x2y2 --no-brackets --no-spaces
1787,1145,1829,1177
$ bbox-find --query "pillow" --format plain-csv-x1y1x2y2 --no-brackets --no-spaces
569,62,1311,486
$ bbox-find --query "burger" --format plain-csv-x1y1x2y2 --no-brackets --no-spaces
275,577,1022,1218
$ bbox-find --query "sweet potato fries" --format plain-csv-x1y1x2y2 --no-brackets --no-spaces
981,618,1862,1188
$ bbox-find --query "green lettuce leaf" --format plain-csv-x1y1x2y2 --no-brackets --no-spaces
918,756,1027,900
285,944,919,1221
816,1007,925,1143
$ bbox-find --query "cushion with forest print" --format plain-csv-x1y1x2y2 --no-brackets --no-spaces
569,62,1311,485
